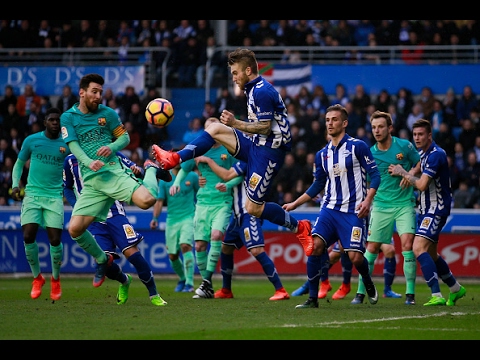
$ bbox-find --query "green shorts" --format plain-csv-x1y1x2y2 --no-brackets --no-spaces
72,166,142,222
368,205,417,243
194,204,232,242
20,195,64,229
165,217,195,255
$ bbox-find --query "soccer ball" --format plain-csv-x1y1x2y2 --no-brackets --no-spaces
145,98,174,128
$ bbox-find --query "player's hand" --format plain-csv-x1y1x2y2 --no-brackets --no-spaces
220,110,235,126
169,185,180,196
215,183,227,192
10,187,23,201
195,156,209,165
282,202,297,211
388,164,404,177
355,200,371,219
96,146,112,157
199,176,206,187
89,159,105,172
150,219,158,230
130,165,142,177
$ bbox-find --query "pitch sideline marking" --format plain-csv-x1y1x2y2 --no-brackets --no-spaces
282,311,480,328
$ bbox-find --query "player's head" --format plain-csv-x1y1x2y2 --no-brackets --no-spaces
44,107,62,136
79,73,104,112
412,119,432,151
325,104,348,138
227,48,258,89
370,110,393,143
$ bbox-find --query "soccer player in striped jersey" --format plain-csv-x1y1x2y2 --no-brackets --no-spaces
388,119,466,306
63,152,169,306
151,48,313,258
195,156,290,301
283,104,381,309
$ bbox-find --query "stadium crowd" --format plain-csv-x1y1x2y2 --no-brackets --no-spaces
1,20,480,209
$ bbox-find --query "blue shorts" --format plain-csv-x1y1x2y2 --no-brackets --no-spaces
223,213,264,251
233,129,285,205
312,208,367,253
90,214,143,255
416,213,448,243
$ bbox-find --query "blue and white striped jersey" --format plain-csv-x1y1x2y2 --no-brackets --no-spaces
244,76,292,151
307,134,381,214
418,141,452,217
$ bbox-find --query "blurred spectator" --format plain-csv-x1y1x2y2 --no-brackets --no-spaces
16,84,41,119
331,83,349,107
456,85,478,125
175,35,202,87
394,87,414,134
0,85,17,124
56,85,78,114
25,101,45,134
40,95,52,114
302,119,326,154
295,85,312,116
194,20,214,47
79,20,96,47
0,138,17,166
95,20,114,47
182,117,205,145
331,20,354,46
253,20,276,46
373,89,392,113
473,136,480,164
151,20,172,46
285,102,300,127
351,84,371,125
201,101,216,122
272,152,305,205
353,20,376,46
196,36,227,88
417,86,436,120
0,155,14,206
279,87,297,108
454,142,466,172
344,101,363,136
1,104,23,137
434,122,456,157
310,84,330,120
375,20,396,45
135,20,152,47
101,87,115,106
275,20,297,46
7,127,23,156
116,20,135,46
442,87,459,130
453,181,472,208
401,30,425,64
458,118,477,153
214,87,236,118
460,151,480,192
228,20,253,47
430,99,444,138
406,103,424,134
35,20,56,48
118,35,130,63
116,85,141,120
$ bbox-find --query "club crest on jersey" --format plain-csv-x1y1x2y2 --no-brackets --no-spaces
248,173,262,191
98,118,106,126
221,154,227,161
59,147,67,153
396,153,404,160
420,217,432,230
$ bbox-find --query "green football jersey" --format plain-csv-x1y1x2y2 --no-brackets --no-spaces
60,104,124,181
17,131,70,198
370,136,420,207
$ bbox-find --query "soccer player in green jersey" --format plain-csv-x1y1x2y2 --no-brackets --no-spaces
150,160,200,293
352,110,420,305
11,107,70,301
60,73,160,288
172,117,237,298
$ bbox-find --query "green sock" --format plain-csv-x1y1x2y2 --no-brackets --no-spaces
50,243,63,280
358,250,377,295
195,250,208,279
207,240,222,274
72,230,106,263
170,258,185,282
24,242,40,278
144,166,159,197
183,250,195,286
402,250,417,295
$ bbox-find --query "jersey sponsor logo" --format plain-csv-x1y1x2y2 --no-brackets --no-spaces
364,155,374,165
98,117,106,126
